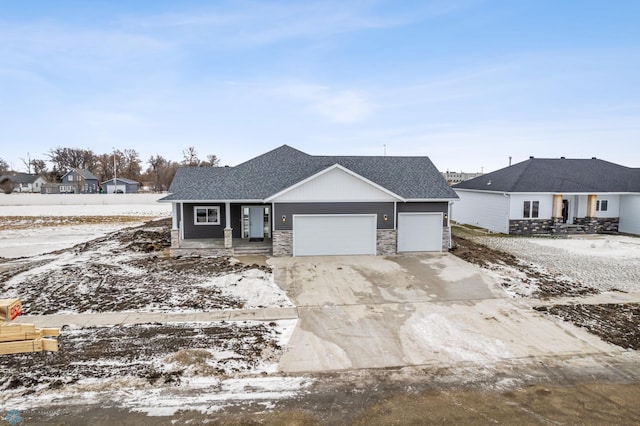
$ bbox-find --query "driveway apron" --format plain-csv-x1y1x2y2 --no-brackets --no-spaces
270,254,622,373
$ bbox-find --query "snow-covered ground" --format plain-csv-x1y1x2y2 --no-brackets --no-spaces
479,234,640,294
0,195,170,258
0,200,307,415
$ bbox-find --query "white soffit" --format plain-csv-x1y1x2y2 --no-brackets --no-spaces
267,164,403,202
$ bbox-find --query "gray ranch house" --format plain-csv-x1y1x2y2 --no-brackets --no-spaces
160,145,458,256
452,157,640,236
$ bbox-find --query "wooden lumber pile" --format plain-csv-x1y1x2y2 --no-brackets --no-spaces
0,298,60,355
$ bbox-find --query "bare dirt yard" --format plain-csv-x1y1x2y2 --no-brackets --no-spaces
451,226,640,351
0,213,639,424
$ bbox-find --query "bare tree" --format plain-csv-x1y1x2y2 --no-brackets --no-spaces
120,149,142,180
0,157,9,174
145,154,179,192
181,146,200,166
47,147,96,179
30,159,48,175
20,153,32,174
0,176,15,194
202,154,220,167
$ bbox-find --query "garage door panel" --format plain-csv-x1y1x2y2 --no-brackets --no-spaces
293,215,376,256
397,213,442,252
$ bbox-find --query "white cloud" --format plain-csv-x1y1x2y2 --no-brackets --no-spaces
275,83,375,123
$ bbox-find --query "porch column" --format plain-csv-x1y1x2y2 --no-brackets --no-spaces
171,203,179,230
224,202,233,249
586,194,597,217
552,194,563,218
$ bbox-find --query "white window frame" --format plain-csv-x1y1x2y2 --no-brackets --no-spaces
523,200,540,218
596,200,608,212
193,206,221,225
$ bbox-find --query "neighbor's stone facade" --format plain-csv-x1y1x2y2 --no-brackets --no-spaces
376,229,397,255
273,230,293,256
573,217,619,233
509,217,619,235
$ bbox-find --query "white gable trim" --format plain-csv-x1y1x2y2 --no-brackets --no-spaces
265,164,405,202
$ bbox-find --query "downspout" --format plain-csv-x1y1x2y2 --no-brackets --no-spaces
503,193,509,234
448,201,453,249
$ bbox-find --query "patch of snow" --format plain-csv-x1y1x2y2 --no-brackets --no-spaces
211,270,295,309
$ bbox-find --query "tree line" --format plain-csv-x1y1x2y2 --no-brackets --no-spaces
0,146,219,192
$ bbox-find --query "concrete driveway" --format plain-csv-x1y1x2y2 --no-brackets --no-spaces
269,254,621,373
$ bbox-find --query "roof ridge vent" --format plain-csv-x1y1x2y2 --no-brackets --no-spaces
529,156,534,159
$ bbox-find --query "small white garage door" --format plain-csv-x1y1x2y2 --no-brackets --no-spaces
293,215,377,256
397,213,443,252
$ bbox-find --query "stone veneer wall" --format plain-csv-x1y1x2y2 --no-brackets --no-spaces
573,217,619,233
509,217,619,235
171,229,180,248
509,219,556,235
442,226,451,251
376,229,396,255
273,230,293,256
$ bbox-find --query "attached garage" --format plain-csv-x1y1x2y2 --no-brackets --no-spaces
397,212,443,252
293,214,377,256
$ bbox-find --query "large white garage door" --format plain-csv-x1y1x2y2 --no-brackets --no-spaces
293,215,377,256
397,213,443,252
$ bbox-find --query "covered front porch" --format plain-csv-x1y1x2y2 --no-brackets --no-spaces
170,201,274,256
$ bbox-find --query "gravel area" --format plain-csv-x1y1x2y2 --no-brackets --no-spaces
476,235,640,293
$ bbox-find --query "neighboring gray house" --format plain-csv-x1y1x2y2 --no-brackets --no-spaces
452,157,640,236
101,178,139,194
160,145,458,256
42,168,99,194
0,173,47,193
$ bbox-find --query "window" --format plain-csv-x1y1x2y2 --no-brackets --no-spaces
523,201,539,218
596,200,608,212
194,206,220,225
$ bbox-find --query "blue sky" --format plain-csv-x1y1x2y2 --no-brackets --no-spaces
1,0,639,173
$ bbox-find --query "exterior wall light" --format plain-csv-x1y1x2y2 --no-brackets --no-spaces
383,214,388,221
282,215,287,222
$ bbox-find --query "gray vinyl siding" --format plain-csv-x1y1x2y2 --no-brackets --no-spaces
396,202,449,226
396,202,448,213
274,202,394,230
182,203,226,239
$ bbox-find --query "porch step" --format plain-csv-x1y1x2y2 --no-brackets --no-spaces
232,246,272,255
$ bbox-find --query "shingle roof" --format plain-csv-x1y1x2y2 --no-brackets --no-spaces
454,158,640,193
0,173,42,184
62,169,98,180
101,177,139,185
162,145,457,201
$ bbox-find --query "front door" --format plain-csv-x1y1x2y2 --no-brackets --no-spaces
242,206,271,239
249,207,264,238
561,200,569,223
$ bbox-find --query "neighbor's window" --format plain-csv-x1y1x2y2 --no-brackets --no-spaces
596,200,608,212
194,206,220,225
523,201,539,218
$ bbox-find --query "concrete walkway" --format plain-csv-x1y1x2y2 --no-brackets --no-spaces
13,307,298,328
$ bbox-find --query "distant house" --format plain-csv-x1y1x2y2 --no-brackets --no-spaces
451,157,640,236
101,178,139,194
0,173,47,193
42,168,99,194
